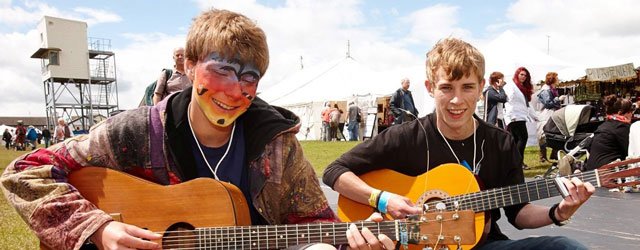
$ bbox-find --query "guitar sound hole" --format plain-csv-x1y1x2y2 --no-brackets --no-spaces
417,189,449,212
162,222,196,249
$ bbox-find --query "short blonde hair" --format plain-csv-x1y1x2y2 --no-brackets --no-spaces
426,38,485,84
186,9,269,76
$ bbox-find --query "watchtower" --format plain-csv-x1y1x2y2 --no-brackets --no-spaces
30,16,118,131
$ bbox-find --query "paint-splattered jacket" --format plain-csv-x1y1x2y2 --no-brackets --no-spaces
1,88,338,249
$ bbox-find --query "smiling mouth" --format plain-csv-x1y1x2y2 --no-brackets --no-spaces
448,109,466,115
212,98,239,111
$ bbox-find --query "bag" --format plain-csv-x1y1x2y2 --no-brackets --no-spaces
356,112,362,123
140,69,173,106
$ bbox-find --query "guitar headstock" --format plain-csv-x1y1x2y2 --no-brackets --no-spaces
596,157,640,188
402,210,476,247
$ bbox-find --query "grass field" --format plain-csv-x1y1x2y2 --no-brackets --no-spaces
0,142,551,248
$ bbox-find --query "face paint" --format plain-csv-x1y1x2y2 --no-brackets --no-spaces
192,52,261,127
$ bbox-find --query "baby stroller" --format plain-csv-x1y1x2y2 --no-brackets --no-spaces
539,105,601,178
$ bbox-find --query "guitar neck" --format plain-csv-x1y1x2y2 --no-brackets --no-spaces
436,170,601,213
179,221,400,249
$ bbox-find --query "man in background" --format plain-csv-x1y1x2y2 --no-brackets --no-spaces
346,101,361,141
152,47,192,104
321,102,333,141
41,126,51,148
390,77,418,124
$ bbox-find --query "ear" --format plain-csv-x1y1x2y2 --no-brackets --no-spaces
425,79,434,97
478,79,486,101
185,59,196,81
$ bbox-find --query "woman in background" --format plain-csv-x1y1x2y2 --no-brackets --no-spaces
584,95,634,171
483,71,507,128
503,67,535,169
536,72,565,163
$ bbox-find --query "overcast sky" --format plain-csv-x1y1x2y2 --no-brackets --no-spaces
1,0,639,117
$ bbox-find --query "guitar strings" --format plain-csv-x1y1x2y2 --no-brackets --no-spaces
420,168,624,213
156,218,470,249
155,222,400,248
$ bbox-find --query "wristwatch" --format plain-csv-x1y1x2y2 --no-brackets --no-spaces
549,203,569,226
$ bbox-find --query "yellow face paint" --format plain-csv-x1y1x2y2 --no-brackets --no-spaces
193,53,260,127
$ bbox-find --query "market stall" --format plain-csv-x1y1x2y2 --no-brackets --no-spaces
562,63,639,120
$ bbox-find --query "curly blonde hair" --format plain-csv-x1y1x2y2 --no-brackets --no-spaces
426,38,485,84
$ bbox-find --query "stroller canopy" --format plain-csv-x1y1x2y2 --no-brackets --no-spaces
548,105,593,137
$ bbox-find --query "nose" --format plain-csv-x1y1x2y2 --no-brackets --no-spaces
450,91,463,104
223,79,245,99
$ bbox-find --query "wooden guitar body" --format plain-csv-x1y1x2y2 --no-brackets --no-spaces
338,163,485,250
68,167,252,231
40,167,250,249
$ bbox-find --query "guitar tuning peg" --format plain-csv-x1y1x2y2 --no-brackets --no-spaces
435,202,446,211
454,235,462,250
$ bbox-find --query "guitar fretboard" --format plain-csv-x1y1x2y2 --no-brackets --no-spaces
161,221,401,249
429,170,600,213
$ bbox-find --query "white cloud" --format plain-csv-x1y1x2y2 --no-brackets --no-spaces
0,30,45,116
508,0,640,37
502,0,640,71
403,4,472,45
73,7,122,26
0,3,48,26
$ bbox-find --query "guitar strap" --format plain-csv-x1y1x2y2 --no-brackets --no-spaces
149,105,165,169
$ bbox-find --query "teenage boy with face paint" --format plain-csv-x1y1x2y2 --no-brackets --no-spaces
323,38,595,249
2,9,393,250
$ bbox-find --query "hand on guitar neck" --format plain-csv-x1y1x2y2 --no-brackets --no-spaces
553,177,595,223
90,221,162,250
345,213,396,250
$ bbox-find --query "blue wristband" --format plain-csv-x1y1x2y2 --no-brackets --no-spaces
377,191,391,214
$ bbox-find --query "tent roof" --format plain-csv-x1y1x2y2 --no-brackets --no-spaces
482,30,575,82
258,57,393,106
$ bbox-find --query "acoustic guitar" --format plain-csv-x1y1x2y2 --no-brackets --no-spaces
337,158,640,250
40,167,475,249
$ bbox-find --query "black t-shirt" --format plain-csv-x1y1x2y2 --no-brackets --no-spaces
584,119,630,171
323,113,526,241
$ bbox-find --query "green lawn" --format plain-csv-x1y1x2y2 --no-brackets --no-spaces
0,143,550,248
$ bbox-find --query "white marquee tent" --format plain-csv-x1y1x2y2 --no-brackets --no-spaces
259,57,430,140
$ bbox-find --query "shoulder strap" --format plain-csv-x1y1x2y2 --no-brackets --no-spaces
161,68,173,96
